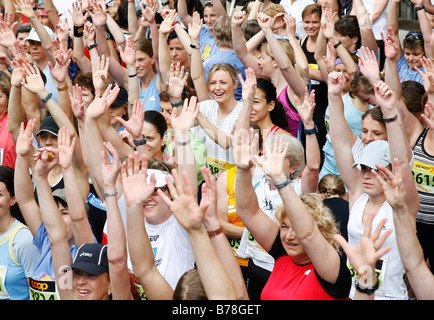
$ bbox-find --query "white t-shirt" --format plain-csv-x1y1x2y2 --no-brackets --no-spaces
348,193,408,300
102,193,195,289
191,100,242,175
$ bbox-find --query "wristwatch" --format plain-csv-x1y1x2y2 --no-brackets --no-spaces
190,42,200,49
415,4,425,11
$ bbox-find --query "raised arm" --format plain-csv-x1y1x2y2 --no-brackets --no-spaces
14,120,41,236
32,148,73,300
352,0,378,53
231,10,262,77
100,141,133,300
293,88,321,194
373,81,420,216
257,12,306,100
327,71,363,200
57,127,94,246
122,152,174,299
373,159,434,300
232,127,279,251
158,168,238,300
189,11,209,102
254,135,343,284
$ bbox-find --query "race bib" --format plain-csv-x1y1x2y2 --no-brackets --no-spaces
29,278,58,300
207,156,234,175
412,161,434,193
0,265,10,299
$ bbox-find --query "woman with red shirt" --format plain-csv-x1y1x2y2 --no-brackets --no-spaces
232,131,351,300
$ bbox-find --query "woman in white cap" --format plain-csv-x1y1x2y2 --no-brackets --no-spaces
328,71,419,299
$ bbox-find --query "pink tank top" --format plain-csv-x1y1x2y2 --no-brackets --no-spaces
277,85,301,138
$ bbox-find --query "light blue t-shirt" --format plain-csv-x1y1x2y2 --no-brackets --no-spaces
0,220,40,300
319,93,365,180
32,222,79,281
139,74,161,112
397,53,424,84
203,49,245,101
199,24,218,62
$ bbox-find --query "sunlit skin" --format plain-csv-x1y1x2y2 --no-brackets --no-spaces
256,49,275,79
250,88,274,123
303,14,321,38
141,121,167,160
279,216,310,265
208,70,238,105
28,40,47,63
72,269,111,300
335,33,358,52
0,182,16,223
135,50,155,79
168,38,190,67
37,131,58,149
404,46,424,70
203,6,217,32
361,114,388,145
108,105,127,131
160,100,173,128
143,188,172,225
0,88,8,118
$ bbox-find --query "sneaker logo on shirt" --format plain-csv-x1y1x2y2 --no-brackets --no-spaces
304,269,312,276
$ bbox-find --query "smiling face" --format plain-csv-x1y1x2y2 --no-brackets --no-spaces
143,187,172,224
279,216,309,263
203,5,217,31
207,69,238,103
135,50,154,78
303,13,320,38
141,121,167,160
73,270,111,300
250,88,274,123
404,46,424,70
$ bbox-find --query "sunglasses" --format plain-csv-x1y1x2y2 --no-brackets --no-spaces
405,32,423,40
151,185,168,196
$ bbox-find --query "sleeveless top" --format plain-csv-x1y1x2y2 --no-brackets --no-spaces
348,194,408,300
0,221,34,300
411,127,434,224
139,74,161,112
277,86,301,138
225,166,249,267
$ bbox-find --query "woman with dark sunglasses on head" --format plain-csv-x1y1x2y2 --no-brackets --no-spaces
387,0,431,84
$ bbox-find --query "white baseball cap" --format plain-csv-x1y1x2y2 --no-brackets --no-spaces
352,140,391,170
24,25,55,42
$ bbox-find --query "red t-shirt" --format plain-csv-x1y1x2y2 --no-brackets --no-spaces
261,234,351,300
0,114,17,169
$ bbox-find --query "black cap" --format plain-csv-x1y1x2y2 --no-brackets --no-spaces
36,116,59,137
111,86,128,108
68,243,109,276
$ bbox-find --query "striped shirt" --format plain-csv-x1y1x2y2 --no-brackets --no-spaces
412,127,434,224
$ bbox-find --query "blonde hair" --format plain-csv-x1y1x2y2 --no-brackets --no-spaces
261,3,286,17
318,174,346,199
260,39,308,84
206,63,238,89
213,16,233,48
275,193,341,252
